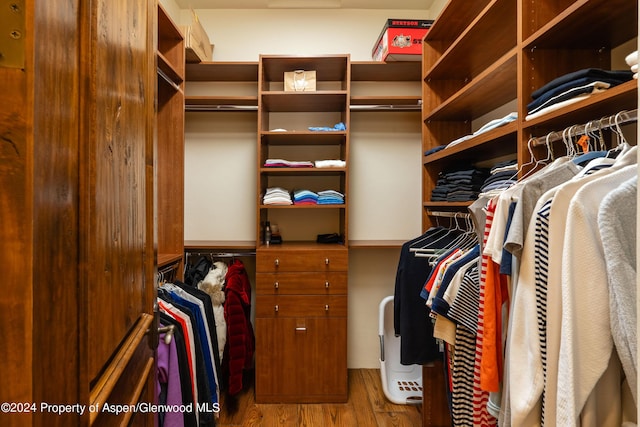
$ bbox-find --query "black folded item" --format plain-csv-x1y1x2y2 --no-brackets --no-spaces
317,233,343,244
269,234,283,244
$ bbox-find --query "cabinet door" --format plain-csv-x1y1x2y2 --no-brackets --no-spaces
0,1,156,426
255,316,347,403
84,0,157,425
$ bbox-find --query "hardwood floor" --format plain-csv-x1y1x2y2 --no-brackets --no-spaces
216,369,423,426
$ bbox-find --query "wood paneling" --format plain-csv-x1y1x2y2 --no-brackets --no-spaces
0,25,34,427
80,0,154,382
0,0,156,425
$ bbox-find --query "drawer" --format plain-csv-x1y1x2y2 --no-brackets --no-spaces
256,272,347,295
257,248,348,273
256,295,347,317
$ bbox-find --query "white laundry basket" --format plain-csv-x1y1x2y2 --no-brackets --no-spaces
378,295,423,405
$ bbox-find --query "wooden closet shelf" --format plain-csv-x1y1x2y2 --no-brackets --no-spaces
157,52,184,87
424,48,517,121
261,91,348,112
424,0,516,78
522,80,639,132
184,240,257,251
523,0,637,48
260,167,346,175
259,204,346,209
424,122,518,165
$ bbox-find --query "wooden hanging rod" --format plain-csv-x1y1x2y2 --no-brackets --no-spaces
531,109,637,147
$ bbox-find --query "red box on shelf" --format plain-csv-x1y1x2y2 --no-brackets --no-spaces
372,19,433,62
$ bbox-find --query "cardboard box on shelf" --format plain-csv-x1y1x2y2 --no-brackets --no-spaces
372,19,433,62
180,10,213,63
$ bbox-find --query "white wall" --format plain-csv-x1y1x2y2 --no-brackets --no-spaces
180,9,432,62
173,4,444,369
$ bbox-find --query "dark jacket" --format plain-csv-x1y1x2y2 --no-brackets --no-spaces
224,260,255,395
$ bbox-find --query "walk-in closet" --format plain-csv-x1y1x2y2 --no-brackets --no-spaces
1,0,637,426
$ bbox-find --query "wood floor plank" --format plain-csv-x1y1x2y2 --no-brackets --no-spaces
214,369,423,427
375,411,423,427
321,403,359,426
361,368,420,415
348,370,379,427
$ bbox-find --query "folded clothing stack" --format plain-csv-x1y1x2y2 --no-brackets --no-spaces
315,159,346,168
625,51,638,79
293,189,319,205
446,112,518,148
264,159,314,168
430,168,489,202
308,122,346,132
525,68,634,120
480,159,518,193
263,187,292,205
317,190,345,205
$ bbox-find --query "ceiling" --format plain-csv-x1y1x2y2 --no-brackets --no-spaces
174,0,434,9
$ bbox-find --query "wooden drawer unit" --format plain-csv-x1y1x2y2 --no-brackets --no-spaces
255,244,348,403
256,271,347,295
256,295,348,317
256,247,348,272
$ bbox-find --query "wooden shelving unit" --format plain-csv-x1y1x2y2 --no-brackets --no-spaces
253,55,351,404
156,5,185,276
420,0,638,425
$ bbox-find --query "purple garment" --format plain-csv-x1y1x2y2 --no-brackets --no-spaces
156,329,185,427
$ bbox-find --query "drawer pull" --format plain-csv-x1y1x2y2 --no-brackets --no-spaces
274,258,279,267
295,327,307,332
325,258,329,265
325,281,330,289
325,304,329,311
274,305,279,312
274,281,279,289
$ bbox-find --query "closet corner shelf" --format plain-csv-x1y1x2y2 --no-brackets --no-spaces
158,253,183,268
184,240,257,251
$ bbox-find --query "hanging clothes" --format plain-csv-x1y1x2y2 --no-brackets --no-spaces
223,259,255,396
158,288,217,427
157,312,198,427
393,227,463,365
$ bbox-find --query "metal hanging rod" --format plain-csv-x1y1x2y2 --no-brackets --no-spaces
427,210,471,219
186,251,256,258
157,68,181,92
349,104,422,111
185,105,258,112
531,108,637,147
